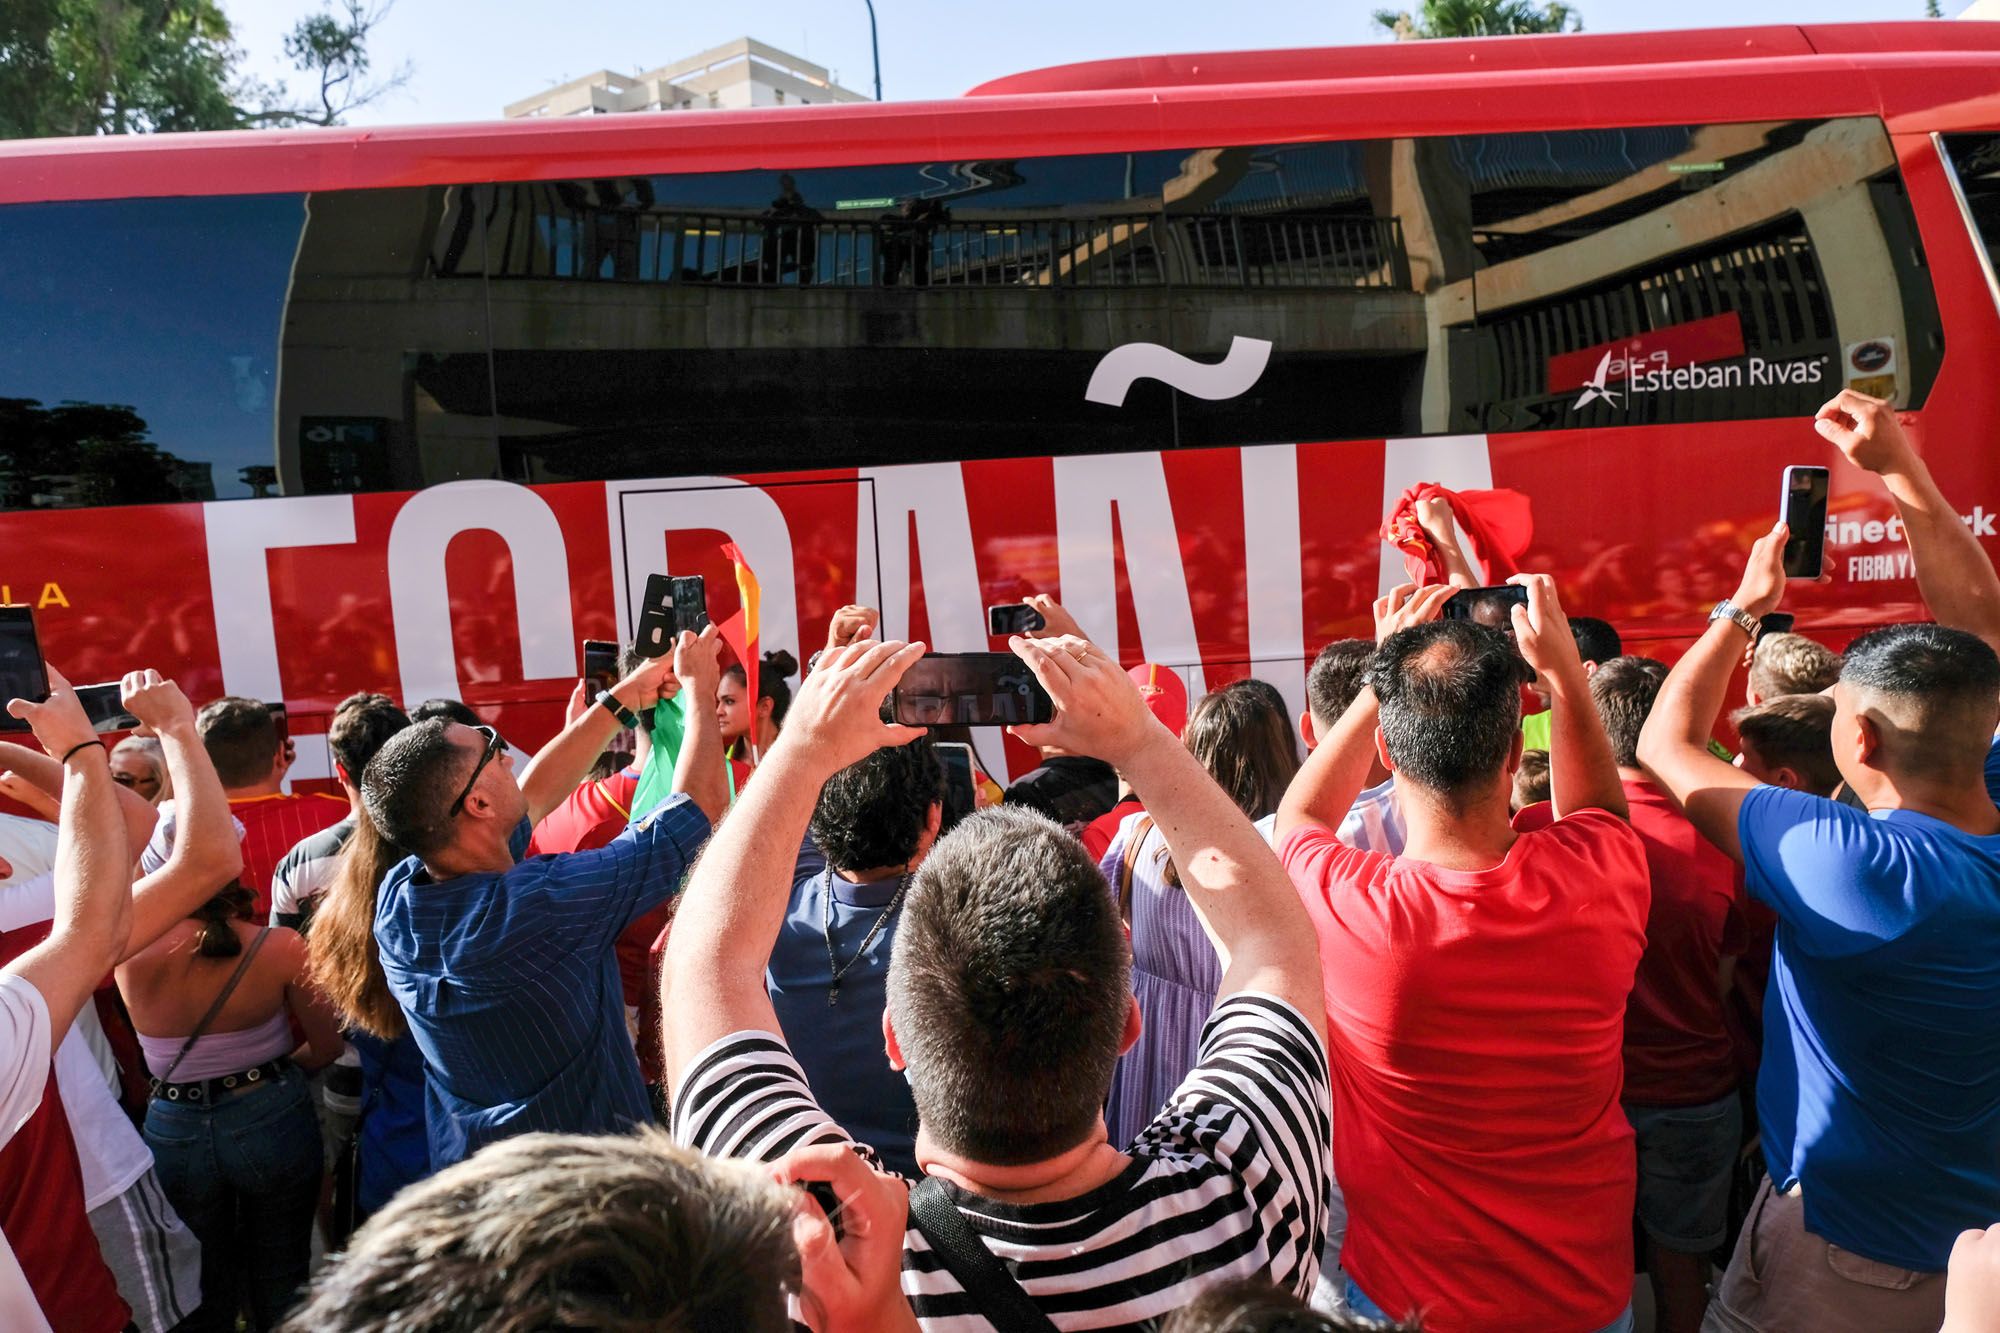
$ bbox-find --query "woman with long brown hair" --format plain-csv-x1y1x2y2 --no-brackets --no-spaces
305,802,433,1221
1100,679,1300,1147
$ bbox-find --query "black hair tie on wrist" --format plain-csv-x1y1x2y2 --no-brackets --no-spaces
60,739,106,766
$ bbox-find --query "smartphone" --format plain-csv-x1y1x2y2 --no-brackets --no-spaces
635,574,709,658
1781,466,1830,579
933,741,977,832
1442,585,1530,629
267,701,289,747
581,639,620,694
0,607,48,734
800,1180,844,1241
75,683,139,733
890,653,1054,727
1759,612,1796,639
986,603,1046,636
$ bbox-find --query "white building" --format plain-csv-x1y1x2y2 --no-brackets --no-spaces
504,37,871,119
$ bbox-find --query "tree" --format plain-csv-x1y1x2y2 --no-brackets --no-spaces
0,0,408,139
1373,0,1582,39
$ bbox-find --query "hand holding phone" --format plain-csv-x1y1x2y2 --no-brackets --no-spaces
1438,585,1527,630
890,652,1055,727
1780,466,1830,579
7,665,95,760
74,684,140,733
1006,636,1161,769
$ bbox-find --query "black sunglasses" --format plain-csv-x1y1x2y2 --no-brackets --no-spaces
447,725,504,818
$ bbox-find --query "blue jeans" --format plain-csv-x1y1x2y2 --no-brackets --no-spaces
144,1063,322,1331
1345,1278,1635,1333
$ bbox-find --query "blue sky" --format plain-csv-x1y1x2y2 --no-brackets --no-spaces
231,0,1979,127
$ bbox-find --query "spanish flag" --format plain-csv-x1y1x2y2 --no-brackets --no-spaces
719,541,762,760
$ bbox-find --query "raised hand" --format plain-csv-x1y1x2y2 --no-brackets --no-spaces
9,666,96,762
1814,389,1918,475
1730,523,1790,621
823,605,881,656
1022,594,1086,642
120,669,196,737
1373,582,1456,644
1506,574,1585,683
1008,634,1164,771
781,639,927,776
669,624,722,704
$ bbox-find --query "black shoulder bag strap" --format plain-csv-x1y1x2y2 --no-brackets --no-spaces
160,926,272,1085
906,1177,1059,1333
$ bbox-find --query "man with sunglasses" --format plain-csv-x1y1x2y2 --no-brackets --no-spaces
360,628,727,1169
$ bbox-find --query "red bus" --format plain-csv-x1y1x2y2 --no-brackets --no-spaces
2,21,1997,787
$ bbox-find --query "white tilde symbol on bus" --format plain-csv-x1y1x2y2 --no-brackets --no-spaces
1572,350,1624,411
1084,336,1273,406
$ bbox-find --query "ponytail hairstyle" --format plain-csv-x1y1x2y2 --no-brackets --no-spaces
759,650,798,729
307,804,410,1039
191,882,256,958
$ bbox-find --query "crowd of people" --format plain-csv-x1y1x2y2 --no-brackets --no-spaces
3,388,2000,1332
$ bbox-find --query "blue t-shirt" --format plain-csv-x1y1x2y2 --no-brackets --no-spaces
1737,781,2000,1270
766,854,919,1177
374,797,711,1168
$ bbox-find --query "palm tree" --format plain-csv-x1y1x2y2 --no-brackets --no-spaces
1373,0,1582,39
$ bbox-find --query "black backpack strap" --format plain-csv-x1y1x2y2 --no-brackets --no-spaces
906,1177,1059,1333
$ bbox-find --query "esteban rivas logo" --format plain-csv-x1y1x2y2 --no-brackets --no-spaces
1571,351,1623,411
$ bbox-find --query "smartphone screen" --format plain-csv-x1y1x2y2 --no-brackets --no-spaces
891,653,1054,727
267,701,289,747
0,607,48,734
986,603,1046,636
1759,612,1797,639
1441,586,1530,630
582,639,620,694
635,574,709,657
932,741,977,831
75,683,139,733
1781,466,1830,579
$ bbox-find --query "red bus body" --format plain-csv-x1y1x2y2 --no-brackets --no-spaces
2,23,1997,786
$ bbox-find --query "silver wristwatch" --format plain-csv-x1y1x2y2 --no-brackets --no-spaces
1709,599,1760,638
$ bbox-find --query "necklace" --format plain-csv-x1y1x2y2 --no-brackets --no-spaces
822,868,910,1007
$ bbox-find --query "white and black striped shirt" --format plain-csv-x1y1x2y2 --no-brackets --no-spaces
673,992,1331,1331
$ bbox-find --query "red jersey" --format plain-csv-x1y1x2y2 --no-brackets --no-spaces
231,792,350,920
1080,794,1144,862
1516,785,1745,1105
0,1073,129,1333
1280,811,1648,1333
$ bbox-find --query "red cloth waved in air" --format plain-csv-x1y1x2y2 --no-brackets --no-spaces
1380,482,1534,587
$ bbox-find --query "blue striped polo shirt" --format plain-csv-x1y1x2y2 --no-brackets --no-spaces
374,794,710,1168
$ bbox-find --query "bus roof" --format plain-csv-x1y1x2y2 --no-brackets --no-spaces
0,22,1995,206
965,22,2000,95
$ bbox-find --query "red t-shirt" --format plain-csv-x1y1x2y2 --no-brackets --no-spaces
1079,795,1143,862
0,1072,129,1333
1516,784,1745,1105
1281,810,1648,1333
233,792,350,920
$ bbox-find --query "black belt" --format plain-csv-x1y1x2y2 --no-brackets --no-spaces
150,1056,292,1103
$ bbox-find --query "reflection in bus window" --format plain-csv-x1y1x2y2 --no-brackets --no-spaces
1456,119,1942,432
1943,133,2000,296
0,119,1947,508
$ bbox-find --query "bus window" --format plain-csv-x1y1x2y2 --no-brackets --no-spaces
0,194,300,509
1459,117,1943,432
1942,134,2000,306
